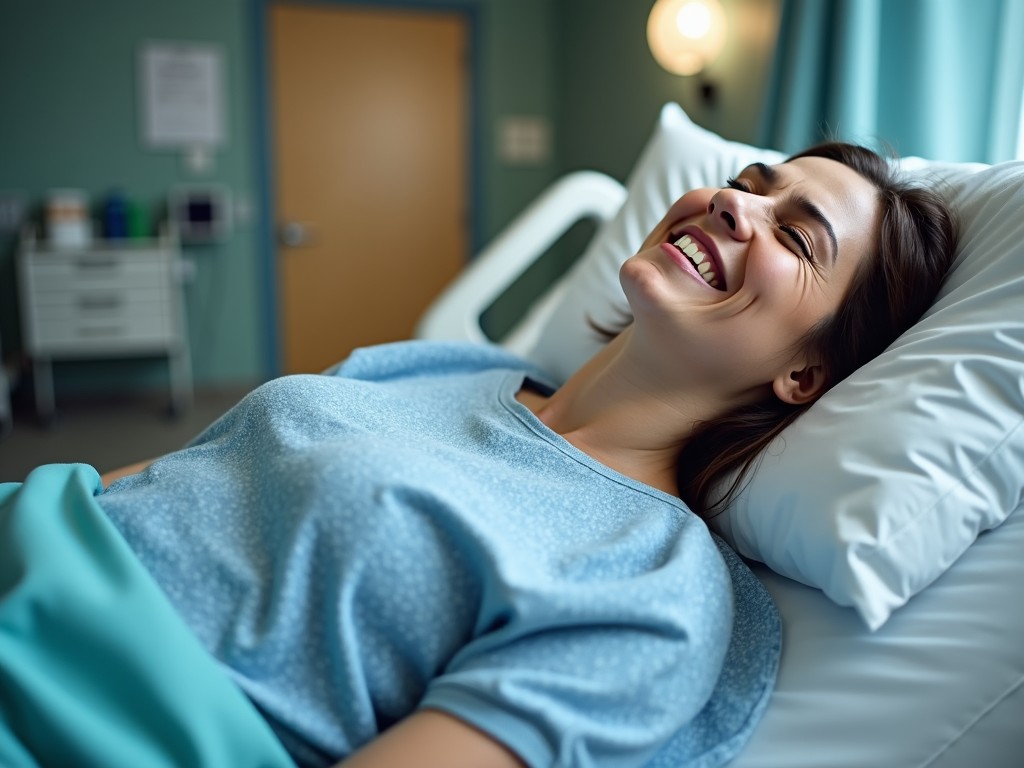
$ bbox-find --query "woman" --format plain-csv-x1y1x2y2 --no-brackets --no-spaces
10,143,956,768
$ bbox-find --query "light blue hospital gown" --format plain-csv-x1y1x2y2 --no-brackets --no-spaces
99,341,780,768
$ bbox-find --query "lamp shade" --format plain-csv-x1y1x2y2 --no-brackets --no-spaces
647,0,727,76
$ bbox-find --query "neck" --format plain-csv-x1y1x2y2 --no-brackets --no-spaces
517,328,718,496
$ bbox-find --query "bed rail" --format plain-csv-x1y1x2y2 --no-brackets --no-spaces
416,171,626,351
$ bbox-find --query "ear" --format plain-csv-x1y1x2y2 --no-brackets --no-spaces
772,362,828,406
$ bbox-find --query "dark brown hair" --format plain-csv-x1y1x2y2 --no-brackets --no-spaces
595,142,958,517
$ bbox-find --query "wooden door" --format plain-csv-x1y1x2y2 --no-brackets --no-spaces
270,3,468,373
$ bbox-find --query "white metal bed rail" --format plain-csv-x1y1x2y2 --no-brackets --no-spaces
415,170,626,352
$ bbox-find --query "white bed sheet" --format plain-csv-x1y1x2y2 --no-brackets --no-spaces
731,503,1024,767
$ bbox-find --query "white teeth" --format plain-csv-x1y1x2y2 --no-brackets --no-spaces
675,235,705,263
672,233,722,289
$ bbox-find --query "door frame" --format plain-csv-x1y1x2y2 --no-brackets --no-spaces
251,0,481,377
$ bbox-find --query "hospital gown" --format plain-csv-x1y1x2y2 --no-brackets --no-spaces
98,340,780,768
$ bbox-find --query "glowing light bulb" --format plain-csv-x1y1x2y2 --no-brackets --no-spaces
647,0,727,76
676,2,712,40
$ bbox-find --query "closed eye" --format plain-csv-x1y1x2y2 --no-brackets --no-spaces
724,176,751,193
726,176,818,265
779,223,815,264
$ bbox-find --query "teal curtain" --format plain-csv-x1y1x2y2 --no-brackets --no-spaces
760,0,1024,162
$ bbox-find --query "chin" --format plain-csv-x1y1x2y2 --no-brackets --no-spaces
619,255,668,310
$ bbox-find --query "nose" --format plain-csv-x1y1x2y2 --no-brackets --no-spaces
707,188,757,241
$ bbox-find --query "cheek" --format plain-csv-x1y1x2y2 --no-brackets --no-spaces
747,243,800,284
745,250,832,336
668,189,715,223
640,189,715,248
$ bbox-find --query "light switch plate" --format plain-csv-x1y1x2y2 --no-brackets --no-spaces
498,116,552,167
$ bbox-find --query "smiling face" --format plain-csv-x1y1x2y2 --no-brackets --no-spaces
619,155,881,408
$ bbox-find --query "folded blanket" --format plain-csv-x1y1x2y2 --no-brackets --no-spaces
0,464,295,768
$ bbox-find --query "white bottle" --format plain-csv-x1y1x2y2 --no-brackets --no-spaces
47,189,92,250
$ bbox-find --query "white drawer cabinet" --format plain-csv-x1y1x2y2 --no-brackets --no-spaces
17,234,193,422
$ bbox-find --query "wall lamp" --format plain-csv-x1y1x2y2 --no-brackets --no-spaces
647,0,727,104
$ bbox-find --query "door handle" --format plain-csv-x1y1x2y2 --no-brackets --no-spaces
278,221,313,248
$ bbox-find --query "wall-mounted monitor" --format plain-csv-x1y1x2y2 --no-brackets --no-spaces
170,185,231,244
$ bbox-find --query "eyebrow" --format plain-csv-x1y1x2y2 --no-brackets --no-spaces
745,163,839,265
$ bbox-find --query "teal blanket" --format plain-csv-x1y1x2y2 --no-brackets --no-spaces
0,464,295,768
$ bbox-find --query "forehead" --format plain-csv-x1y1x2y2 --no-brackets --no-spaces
773,156,880,234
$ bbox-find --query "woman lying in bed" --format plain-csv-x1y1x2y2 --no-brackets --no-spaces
11,143,956,768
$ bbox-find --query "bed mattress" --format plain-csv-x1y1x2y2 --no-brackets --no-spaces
730,505,1024,768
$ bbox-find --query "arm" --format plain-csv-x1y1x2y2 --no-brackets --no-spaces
336,710,526,768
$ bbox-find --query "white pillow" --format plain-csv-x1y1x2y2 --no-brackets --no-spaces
524,103,1024,630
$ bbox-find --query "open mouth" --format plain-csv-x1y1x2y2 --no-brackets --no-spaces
667,232,726,290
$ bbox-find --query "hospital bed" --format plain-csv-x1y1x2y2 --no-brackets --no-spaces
416,105,1024,767
4,103,1022,767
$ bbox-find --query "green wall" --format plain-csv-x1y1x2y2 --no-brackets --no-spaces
0,0,263,390
0,0,777,397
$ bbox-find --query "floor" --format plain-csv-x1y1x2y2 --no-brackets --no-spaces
0,384,255,482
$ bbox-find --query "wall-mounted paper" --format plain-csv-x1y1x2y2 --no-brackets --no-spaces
139,42,226,148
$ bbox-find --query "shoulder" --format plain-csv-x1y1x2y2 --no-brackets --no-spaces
324,340,555,386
